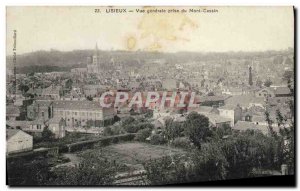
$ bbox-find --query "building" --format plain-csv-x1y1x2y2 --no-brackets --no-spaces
249,66,253,86
27,100,53,122
218,104,243,126
256,87,291,98
87,43,102,73
198,95,229,107
7,118,66,139
41,85,63,100
7,129,33,154
222,87,246,96
202,113,232,128
225,95,265,109
233,120,278,135
52,100,115,128
47,117,66,138
6,105,20,121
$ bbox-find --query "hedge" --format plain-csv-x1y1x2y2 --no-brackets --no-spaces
66,133,136,152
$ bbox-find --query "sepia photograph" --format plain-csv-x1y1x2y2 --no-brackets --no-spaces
5,6,295,186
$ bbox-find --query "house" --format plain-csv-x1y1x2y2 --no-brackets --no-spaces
26,87,43,97
6,129,33,154
47,117,66,138
52,100,115,128
7,119,46,134
6,105,20,121
41,85,62,100
27,100,53,121
225,95,265,109
202,113,232,128
256,87,291,98
62,89,85,101
7,118,66,139
222,87,245,96
218,104,243,126
233,120,277,135
198,95,229,107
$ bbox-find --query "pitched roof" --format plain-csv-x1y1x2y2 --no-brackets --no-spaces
199,95,230,103
42,85,61,95
36,99,53,105
52,100,106,111
6,129,31,140
225,95,265,108
48,117,63,124
219,104,239,110
272,87,291,95
233,121,269,134
6,105,20,116
202,113,231,124
6,129,20,140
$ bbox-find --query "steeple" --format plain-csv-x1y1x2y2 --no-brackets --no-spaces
249,66,253,86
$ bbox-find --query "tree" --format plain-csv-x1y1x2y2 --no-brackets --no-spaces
41,126,55,142
19,84,29,94
191,142,228,181
165,119,184,143
121,116,135,126
183,112,211,149
145,109,153,118
86,95,93,101
150,134,166,145
143,155,190,185
135,128,152,142
221,130,281,179
172,137,191,149
48,152,117,185
264,79,273,87
103,126,114,136
211,124,232,140
7,158,50,185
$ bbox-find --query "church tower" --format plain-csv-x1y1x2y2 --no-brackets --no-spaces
87,43,101,73
249,66,253,86
92,43,99,65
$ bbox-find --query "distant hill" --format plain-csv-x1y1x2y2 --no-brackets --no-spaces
6,49,293,74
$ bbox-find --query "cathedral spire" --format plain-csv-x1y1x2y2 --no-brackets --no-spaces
249,66,253,86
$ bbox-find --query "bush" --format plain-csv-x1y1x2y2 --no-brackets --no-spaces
67,134,136,152
124,122,154,133
112,137,119,144
172,137,191,149
103,127,114,136
150,134,166,145
41,127,55,142
135,128,152,142
122,116,135,126
124,124,139,133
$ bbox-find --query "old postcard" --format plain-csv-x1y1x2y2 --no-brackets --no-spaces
6,6,295,186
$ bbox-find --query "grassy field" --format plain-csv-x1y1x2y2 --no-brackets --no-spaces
79,142,186,171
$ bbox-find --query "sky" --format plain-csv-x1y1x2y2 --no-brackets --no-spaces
6,6,294,55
